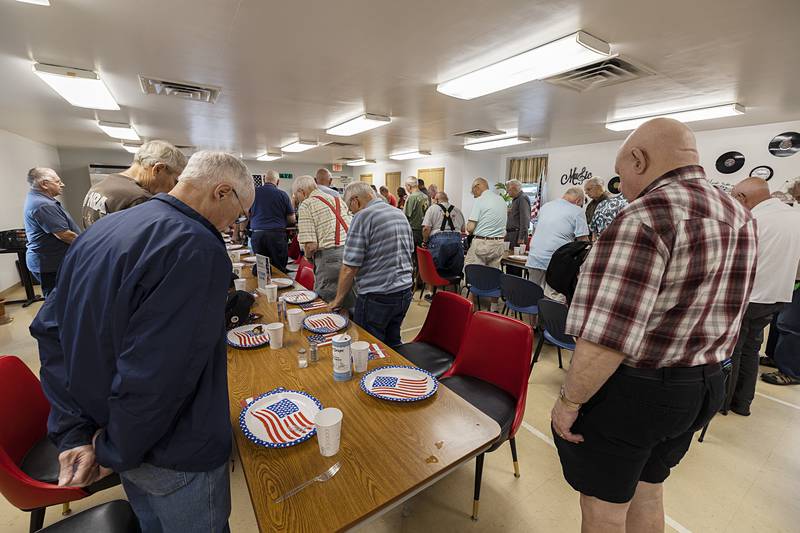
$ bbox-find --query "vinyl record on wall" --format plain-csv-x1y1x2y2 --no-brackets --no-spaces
607,176,621,194
715,151,745,174
749,165,774,181
769,132,800,157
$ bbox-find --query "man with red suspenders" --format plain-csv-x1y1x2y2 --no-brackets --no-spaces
292,175,355,308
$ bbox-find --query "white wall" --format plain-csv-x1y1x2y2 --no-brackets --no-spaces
502,119,800,202
242,161,353,194
0,129,61,292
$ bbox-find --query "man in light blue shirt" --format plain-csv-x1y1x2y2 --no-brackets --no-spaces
527,187,589,292
329,182,414,347
465,177,508,311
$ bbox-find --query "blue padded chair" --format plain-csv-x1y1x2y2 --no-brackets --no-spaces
531,298,575,371
500,274,544,325
464,265,502,311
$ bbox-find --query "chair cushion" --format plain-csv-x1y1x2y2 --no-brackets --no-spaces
394,342,454,378
469,287,502,298
20,437,121,493
506,303,538,315
440,375,516,448
40,500,140,533
544,329,575,350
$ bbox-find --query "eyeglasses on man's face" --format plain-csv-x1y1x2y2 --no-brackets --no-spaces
231,188,249,224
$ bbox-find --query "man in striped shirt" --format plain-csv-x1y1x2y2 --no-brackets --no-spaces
329,182,414,347
551,118,757,531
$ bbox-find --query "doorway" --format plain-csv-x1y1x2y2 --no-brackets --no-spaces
417,167,445,193
385,171,401,193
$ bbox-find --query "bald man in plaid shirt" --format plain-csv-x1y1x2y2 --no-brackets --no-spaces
550,118,757,532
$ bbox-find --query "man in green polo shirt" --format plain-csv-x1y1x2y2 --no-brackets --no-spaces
404,176,430,248
466,177,508,311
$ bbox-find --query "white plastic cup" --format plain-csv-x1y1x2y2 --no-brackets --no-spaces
519,244,527,254
504,241,511,251
315,407,343,457
351,341,370,373
266,322,284,349
234,278,247,291
265,284,278,303
287,308,305,332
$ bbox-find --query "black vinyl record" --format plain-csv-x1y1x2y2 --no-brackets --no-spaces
607,176,621,194
715,151,745,174
749,165,774,181
769,132,800,157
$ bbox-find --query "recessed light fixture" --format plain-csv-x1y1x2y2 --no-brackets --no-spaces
464,135,533,151
605,103,746,131
282,140,319,153
120,142,142,154
32,62,119,110
437,31,611,100
16,0,50,5
389,150,431,161
257,152,283,161
346,158,376,167
326,113,392,136
97,121,140,141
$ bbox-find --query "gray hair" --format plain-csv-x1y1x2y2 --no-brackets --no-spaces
178,151,254,201
436,191,449,203
134,140,188,173
343,181,375,203
292,175,317,196
583,177,603,189
564,186,585,201
315,168,332,180
506,179,522,190
27,167,55,188
405,176,418,189
264,170,279,184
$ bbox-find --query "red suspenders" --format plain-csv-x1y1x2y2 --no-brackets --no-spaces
314,195,349,246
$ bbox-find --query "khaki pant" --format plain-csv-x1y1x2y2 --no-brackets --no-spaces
465,238,505,269
528,267,566,303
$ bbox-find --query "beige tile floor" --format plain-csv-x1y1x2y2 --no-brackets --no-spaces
1,287,799,532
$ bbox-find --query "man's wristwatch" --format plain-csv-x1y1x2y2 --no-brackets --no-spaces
559,386,582,411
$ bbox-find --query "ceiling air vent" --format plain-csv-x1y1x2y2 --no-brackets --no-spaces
336,156,362,161
544,56,655,92
452,128,505,139
139,75,221,103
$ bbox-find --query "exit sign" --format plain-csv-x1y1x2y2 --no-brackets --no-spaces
279,173,293,180
332,163,343,172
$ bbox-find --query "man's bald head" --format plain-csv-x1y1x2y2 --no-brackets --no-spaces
315,168,332,186
615,118,699,200
731,177,771,210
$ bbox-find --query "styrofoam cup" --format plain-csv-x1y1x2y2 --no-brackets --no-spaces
265,284,278,303
287,308,305,332
266,322,284,349
315,408,343,457
234,278,246,291
351,341,370,373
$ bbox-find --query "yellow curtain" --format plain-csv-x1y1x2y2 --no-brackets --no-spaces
508,156,547,183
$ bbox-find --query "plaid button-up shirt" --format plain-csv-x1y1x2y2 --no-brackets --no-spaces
566,165,758,368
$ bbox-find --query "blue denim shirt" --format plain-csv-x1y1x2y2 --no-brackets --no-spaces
31,194,232,472
23,190,80,273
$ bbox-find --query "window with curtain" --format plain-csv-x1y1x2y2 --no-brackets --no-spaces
507,156,548,183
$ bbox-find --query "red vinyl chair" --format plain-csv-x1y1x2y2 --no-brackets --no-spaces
0,355,120,532
415,247,462,300
295,265,315,291
288,234,301,260
394,292,473,377
296,255,313,273
439,313,534,521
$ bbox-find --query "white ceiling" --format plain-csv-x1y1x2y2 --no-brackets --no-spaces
0,0,798,164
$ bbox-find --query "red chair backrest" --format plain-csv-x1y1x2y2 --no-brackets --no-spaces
0,356,87,510
416,247,450,287
442,313,534,437
296,265,315,291
414,292,473,356
288,234,301,260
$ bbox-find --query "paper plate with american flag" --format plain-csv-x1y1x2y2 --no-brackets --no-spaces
303,312,348,334
239,388,323,448
360,365,438,402
283,290,318,304
227,324,270,349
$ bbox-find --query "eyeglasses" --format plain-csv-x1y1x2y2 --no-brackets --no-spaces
231,188,249,224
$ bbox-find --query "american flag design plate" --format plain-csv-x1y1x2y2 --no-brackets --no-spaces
283,290,318,304
227,324,270,349
272,278,294,288
303,312,348,334
239,388,323,448
225,244,244,250
360,365,438,402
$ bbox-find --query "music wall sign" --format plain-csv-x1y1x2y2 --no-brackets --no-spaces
560,166,593,186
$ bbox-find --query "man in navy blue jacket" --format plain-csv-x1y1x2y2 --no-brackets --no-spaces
31,151,254,532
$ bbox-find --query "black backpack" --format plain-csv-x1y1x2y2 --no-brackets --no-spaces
546,241,592,304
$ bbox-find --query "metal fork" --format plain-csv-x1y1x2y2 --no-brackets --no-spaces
274,462,341,503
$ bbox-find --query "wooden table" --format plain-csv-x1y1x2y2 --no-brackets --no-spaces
227,265,500,532
501,252,529,277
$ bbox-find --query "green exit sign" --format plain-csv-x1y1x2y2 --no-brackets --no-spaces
279,173,293,180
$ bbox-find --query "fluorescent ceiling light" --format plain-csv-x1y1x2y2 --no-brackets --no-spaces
605,103,746,131
437,31,611,100
346,158,376,167
464,135,532,151
97,121,140,141
120,142,141,154
257,152,283,161
282,140,319,153
17,0,50,5
389,150,431,161
33,62,119,110
326,113,392,136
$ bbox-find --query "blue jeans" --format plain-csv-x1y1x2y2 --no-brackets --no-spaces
30,270,58,297
120,462,230,533
427,232,464,278
775,287,800,379
354,288,412,347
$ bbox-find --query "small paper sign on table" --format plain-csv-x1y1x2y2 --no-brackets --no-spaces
256,254,271,290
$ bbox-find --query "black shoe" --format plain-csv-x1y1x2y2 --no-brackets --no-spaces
730,404,751,416
759,356,778,369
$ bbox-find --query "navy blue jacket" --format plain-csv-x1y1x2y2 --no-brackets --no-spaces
30,194,232,472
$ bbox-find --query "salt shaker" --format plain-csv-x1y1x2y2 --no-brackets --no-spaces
297,348,308,368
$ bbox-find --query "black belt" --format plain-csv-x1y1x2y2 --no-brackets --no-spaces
617,363,722,383
473,236,504,240
252,228,287,233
